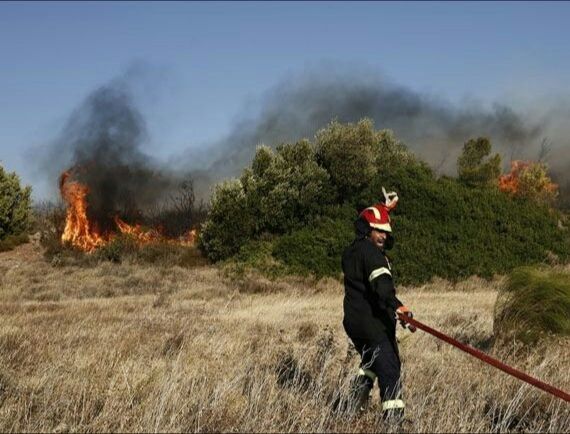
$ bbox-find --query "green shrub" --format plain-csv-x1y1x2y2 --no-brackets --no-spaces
457,137,501,187
200,140,334,261
223,239,287,280
247,140,334,234
494,266,570,344
382,174,569,285
198,179,256,261
273,217,353,278
201,120,570,285
224,206,356,280
0,165,32,240
315,119,379,201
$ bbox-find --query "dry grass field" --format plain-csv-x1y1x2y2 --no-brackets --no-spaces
1,240,569,432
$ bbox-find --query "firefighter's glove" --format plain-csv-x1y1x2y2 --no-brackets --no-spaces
382,186,399,211
396,306,416,333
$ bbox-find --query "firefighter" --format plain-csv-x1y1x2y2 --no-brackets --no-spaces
341,188,414,421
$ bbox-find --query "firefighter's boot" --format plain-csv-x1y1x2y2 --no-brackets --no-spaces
381,399,405,425
349,369,375,412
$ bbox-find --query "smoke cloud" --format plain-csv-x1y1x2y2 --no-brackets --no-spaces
42,65,570,208
191,69,558,199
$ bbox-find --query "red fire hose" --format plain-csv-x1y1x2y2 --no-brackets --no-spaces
397,312,570,403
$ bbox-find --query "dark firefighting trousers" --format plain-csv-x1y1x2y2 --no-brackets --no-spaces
351,335,404,417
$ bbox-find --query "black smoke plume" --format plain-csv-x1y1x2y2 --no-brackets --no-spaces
188,69,568,199
51,77,181,233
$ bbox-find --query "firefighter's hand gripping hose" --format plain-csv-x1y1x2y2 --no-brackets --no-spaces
396,312,570,403
396,306,416,332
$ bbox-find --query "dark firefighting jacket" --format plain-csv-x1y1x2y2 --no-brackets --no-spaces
342,237,403,345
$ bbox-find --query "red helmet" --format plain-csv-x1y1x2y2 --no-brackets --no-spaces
358,188,399,233
359,203,392,233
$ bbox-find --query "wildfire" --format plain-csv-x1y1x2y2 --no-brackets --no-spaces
114,216,163,244
60,171,106,251
498,160,558,199
498,160,528,194
182,228,198,246
60,170,197,252
114,216,198,246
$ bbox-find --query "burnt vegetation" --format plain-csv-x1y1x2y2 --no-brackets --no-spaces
145,177,208,238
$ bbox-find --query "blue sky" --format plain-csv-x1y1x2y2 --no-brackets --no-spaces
1,1,569,199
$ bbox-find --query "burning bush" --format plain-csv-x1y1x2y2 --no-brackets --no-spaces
0,164,31,248
58,169,200,253
39,168,205,268
499,160,558,206
494,266,570,345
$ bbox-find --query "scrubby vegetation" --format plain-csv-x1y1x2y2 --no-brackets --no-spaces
200,120,570,285
1,128,567,432
40,232,207,269
0,232,29,252
494,266,570,344
0,164,31,247
95,236,207,268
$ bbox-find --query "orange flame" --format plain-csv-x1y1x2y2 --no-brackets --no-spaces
114,216,164,244
183,229,198,245
498,160,558,198
498,160,529,194
59,170,198,252
60,171,106,251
